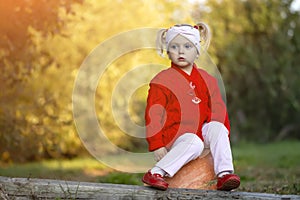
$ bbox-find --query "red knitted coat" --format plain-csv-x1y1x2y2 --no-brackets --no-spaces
145,63,230,151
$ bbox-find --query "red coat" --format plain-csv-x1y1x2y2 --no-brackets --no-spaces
145,63,230,151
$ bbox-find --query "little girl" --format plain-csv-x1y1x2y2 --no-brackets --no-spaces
142,23,240,191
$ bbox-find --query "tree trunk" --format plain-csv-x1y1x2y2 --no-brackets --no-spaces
0,176,299,200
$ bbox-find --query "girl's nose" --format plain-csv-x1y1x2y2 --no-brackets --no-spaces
178,46,184,54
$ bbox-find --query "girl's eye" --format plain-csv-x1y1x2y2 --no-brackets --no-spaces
170,45,178,49
185,44,193,49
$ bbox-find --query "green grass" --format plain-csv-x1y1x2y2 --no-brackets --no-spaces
0,140,299,195
97,172,143,185
0,157,110,181
232,140,300,194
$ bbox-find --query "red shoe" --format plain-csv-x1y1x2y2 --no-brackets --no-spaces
217,174,240,191
142,171,169,190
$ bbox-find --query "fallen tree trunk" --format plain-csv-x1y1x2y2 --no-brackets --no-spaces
0,176,299,200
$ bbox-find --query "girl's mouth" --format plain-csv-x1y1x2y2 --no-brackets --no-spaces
178,57,185,61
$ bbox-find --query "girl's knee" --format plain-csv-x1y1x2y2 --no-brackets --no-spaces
206,121,229,133
173,133,204,157
202,121,229,137
183,133,204,157
181,133,202,145
202,121,229,142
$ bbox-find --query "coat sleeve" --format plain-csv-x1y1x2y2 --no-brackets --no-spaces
145,83,168,151
208,76,231,133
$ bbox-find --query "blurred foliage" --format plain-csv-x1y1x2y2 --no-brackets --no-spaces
0,0,193,163
0,0,299,163
0,0,83,84
0,0,85,163
193,0,300,142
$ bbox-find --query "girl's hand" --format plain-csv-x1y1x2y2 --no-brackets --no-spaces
154,147,167,161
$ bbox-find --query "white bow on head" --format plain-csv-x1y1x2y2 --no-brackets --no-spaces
165,25,200,53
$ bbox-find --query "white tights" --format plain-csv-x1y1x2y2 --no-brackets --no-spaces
153,121,234,177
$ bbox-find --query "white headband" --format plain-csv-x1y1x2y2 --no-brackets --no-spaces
166,25,201,53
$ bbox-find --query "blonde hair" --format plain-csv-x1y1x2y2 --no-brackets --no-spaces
156,22,211,57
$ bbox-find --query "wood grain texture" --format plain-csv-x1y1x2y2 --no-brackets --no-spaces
0,176,299,199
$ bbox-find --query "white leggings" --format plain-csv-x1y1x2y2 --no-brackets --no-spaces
155,121,234,177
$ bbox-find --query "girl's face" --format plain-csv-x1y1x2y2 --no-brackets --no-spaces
167,35,198,69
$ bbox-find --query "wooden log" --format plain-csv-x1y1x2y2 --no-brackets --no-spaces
0,176,299,200
165,149,216,190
